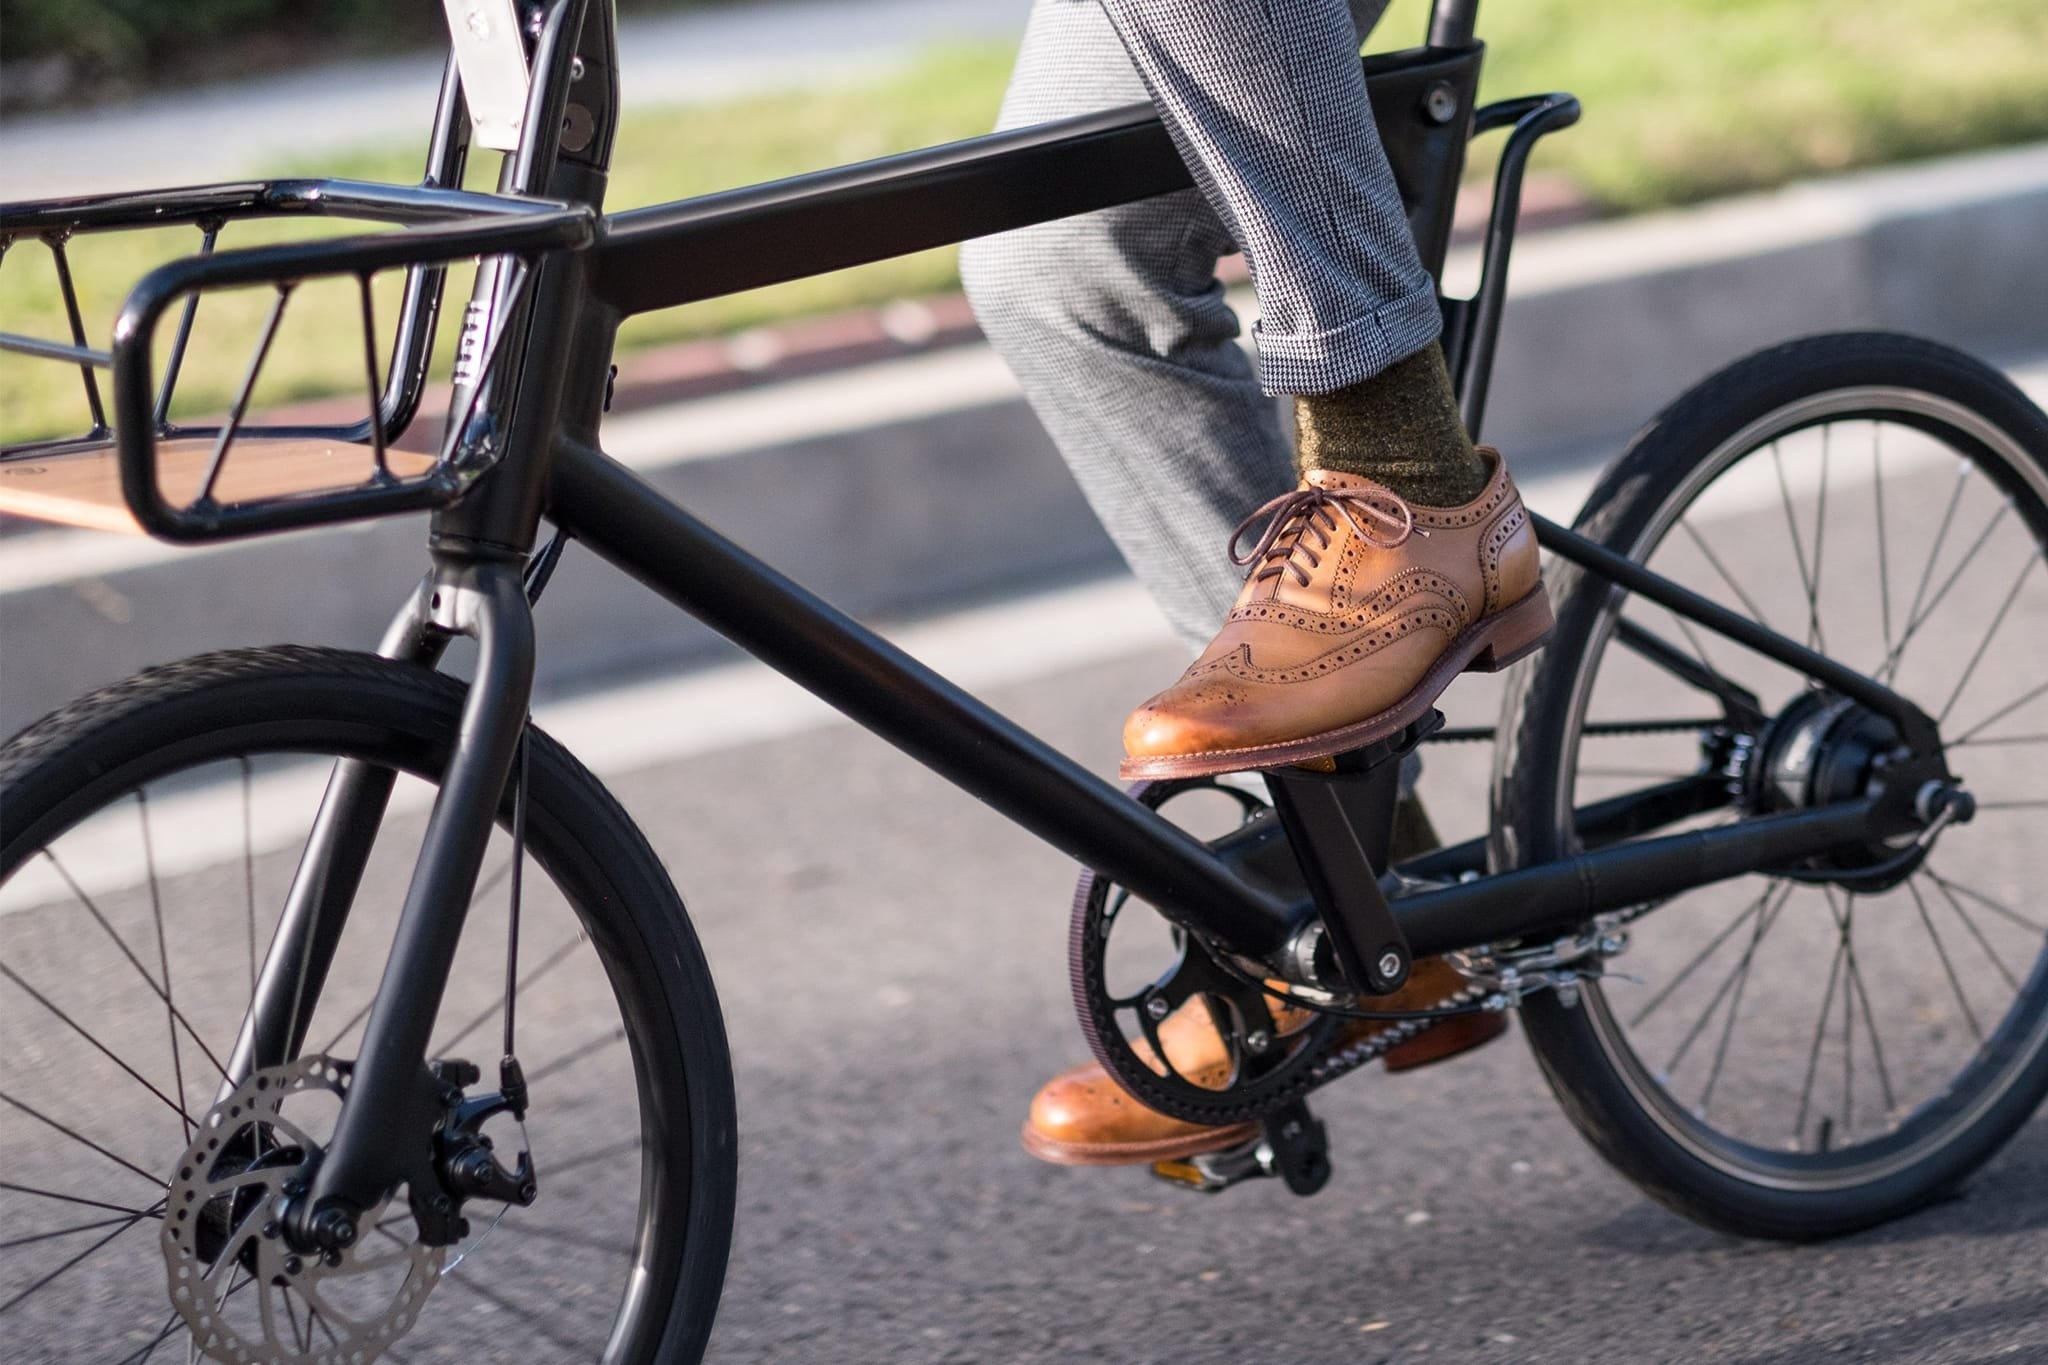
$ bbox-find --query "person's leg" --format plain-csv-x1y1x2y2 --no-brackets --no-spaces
1092,0,1435,396
1088,0,1548,777
969,0,1503,1169
1091,0,1489,506
960,0,1290,651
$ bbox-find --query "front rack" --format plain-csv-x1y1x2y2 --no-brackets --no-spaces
0,179,592,541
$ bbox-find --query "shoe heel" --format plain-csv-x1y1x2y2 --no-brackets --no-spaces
1466,587,1554,673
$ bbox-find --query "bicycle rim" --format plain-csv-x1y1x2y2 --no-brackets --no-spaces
1543,366,2048,1190
0,650,725,1362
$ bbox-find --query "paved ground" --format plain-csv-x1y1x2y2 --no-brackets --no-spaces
4,410,2046,1361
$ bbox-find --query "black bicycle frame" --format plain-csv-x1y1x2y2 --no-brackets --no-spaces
133,0,1937,1235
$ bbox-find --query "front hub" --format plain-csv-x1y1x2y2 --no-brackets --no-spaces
162,1057,446,1363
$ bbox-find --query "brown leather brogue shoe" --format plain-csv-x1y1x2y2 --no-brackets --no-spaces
1021,956,1506,1167
1122,448,1549,779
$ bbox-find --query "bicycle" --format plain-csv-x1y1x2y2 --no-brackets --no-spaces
2,0,2044,1359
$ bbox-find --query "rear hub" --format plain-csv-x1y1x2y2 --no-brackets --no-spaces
1741,690,1946,893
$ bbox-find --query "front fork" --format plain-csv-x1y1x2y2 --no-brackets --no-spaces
226,554,536,1251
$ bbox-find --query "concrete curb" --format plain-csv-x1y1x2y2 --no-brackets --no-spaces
4,143,2045,736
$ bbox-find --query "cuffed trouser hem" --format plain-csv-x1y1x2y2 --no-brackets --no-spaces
1251,284,1444,396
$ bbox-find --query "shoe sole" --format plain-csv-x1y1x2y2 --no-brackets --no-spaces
1118,585,1554,781
1019,1118,1262,1167
1020,1012,1511,1168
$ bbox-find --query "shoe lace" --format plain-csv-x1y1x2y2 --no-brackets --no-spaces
1227,483,1419,587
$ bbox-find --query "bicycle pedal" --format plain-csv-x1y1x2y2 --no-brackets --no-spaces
1149,1100,1332,1197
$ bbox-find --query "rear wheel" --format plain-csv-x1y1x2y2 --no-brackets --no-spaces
1496,333,2048,1238
0,647,737,1361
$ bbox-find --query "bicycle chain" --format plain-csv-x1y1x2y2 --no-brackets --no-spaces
1426,718,1712,744
1303,984,1497,1087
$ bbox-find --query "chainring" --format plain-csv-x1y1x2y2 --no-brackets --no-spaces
1070,777,1345,1126
162,1055,444,1365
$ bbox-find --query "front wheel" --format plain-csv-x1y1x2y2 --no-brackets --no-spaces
1495,333,2048,1239
0,647,737,1362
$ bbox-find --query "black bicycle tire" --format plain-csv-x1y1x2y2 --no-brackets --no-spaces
0,645,738,1362
1492,331,2048,1239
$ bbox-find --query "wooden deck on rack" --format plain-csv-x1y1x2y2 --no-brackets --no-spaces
0,437,437,535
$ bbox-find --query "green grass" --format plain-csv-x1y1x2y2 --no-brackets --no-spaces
1375,0,2048,211
8,6,2046,446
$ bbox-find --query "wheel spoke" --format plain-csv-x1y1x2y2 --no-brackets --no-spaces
256,1269,282,1350
115,1313,182,1365
136,794,194,1141
38,849,229,1080
1936,553,2040,723
522,1025,628,1087
1695,886,1782,1114
419,1241,594,1351
1891,460,1971,675
0,963,194,1128
1880,499,2011,684
1665,883,1792,1079
484,1218,624,1256
1830,890,1896,1120
432,929,584,1058
545,1135,642,1178
0,1205,156,1314
1925,869,2046,936
0,1180,158,1218
1792,929,1848,1149
0,1210,159,1250
1950,732,2048,749
1769,441,1826,654
282,1281,311,1352
315,855,520,1056
1638,605,1736,716
1906,880,1984,1040
1925,875,2027,991
0,1090,165,1188
1629,883,1772,1028
1952,679,2048,746
1677,519,1777,634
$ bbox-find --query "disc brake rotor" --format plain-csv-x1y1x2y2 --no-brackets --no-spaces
162,1056,444,1364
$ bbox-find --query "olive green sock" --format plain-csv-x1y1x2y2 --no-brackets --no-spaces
1293,345,1490,507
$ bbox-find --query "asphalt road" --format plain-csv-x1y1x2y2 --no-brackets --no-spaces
4,431,2046,1362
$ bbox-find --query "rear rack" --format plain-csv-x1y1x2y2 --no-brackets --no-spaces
0,178,592,541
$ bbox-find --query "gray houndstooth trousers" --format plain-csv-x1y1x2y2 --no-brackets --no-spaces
960,0,1427,651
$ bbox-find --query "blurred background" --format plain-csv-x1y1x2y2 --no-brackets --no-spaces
3,3,2046,1361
